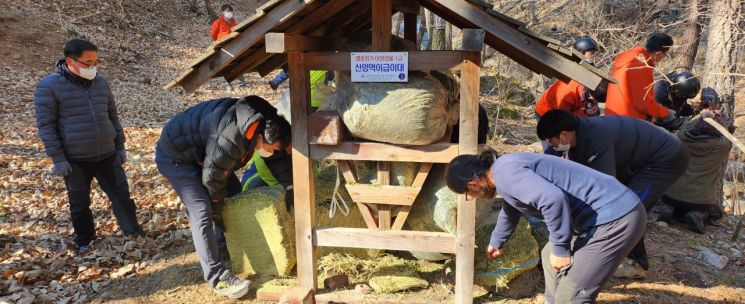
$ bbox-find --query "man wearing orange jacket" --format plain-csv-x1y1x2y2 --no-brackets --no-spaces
535,80,601,118
605,33,675,122
210,5,245,90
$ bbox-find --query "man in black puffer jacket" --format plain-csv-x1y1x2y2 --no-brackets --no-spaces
34,39,143,255
155,95,290,299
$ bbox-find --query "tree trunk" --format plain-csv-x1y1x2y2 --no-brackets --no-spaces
204,0,217,21
425,10,434,50
431,15,447,50
392,12,403,37
703,0,741,126
703,0,742,209
417,7,427,49
673,0,708,70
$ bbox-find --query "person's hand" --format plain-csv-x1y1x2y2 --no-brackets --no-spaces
51,161,72,177
118,150,127,165
664,109,676,122
549,253,573,273
486,245,503,260
585,103,600,116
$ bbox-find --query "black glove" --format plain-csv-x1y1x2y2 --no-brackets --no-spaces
51,161,72,177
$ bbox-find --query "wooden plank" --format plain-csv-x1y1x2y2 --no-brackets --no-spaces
179,0,308,92
377,161,391,229
355,202,379,229
256,54,288,77
517,26,562,46
453,51,480,304
308,111,343,145
377,162,391,185
378,205,392,230
372,0,393,51
279,286,314,304
310,142,459,163
308,0,370,37
412,163,433,187
314,227,457,253
403,12,418,43
233,8,267,32
258,0,285,12
461,28,485,51
345,185,421,206
393,0,421,13
288,52,317,291
305,51,465,71
425,0,606,91
224,48,273,82
337,160,358,184
257,285,290,301
266,33,324,53
213,31,241,48
391,206,411,230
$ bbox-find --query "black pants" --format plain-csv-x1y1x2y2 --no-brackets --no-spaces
65,153,141,246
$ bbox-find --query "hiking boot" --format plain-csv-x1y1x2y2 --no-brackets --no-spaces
76,245,91,256
654,203,675,223
213,270,250,299
683,211,706,234
613,259,647,279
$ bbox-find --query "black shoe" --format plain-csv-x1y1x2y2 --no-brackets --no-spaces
655,203,675,223
268,80,279,91
77,245,91,256
683,211,706,234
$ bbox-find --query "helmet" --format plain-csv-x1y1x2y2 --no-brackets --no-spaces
668,71,701,100
574,37,598,53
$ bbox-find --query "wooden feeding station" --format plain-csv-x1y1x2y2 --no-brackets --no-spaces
165,0,613,302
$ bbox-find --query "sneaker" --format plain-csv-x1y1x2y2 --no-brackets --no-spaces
683,211,706,234
269,80,279,91
76,245,91,256
613,259,647,279
213,270,250,299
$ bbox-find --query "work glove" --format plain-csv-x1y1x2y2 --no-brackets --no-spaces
118,150,127,165
663,109,676,122
51,161,72,177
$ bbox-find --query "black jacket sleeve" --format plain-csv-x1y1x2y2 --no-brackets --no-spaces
34,78,67,163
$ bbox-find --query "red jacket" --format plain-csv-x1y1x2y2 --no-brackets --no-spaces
535,80,587,117
210,17,237,41
605,46,668,120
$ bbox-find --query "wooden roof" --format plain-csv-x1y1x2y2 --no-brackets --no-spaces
165,0,613,92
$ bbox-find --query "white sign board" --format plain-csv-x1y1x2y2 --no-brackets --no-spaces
350,52,408,82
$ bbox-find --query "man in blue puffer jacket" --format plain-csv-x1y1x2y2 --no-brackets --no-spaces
34,39,143,255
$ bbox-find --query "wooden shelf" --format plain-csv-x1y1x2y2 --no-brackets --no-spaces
309,142,459,163
345,184,421,206
313,227,456,253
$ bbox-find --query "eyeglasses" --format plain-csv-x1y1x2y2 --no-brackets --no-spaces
70,57,98,68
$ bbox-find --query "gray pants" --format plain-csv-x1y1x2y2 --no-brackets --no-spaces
543,204,646,304
155,147,239,287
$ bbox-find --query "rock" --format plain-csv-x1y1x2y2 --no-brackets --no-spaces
655,221,669,228
698,248,729,270
730,248,743,260
17,295,35,304
354,284,371,294
323,274,350,290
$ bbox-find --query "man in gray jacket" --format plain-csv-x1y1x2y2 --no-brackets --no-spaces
537,109,688,277
34,39,143,255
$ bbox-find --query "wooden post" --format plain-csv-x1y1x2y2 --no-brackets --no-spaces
455,51,480,304
377,162,392,229
288,51,317,290
403,10,419,44
372,0,392,51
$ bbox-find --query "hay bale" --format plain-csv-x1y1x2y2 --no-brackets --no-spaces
406,164,496,261
335,72,458,145
474,216,539,289
368,276,428,293
222,187,296,276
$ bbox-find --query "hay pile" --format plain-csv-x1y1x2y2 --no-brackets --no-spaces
474,216,539,289
318,253,433,293
334,71,459,145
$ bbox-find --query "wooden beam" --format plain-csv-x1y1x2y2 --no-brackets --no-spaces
403,12,419,43
179,0,307,92
256,54,288,77
224,48,273,82
337,160,358,184
412,163,433,187
393,0,421,14
391,206,411,230
279,286,314,304
428,0,604,90
355,202,379,229
309,142,459,163
266,33,323,53
372,0,393,51
314,227,457,253
377,161,392,229
305,51,466,71
288,52,317,291
345,185,421,206
454,50,480,304
461,28,485,51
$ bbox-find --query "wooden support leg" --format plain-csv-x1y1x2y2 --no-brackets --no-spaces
289,52,317,291
392,163,433,230
377,162,391,229
454,51,481,304
279,286,314,304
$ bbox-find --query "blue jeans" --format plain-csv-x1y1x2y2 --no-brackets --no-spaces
155,147,239,287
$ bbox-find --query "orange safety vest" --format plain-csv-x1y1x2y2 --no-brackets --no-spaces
605,46,668,120
535,80,587,117
210,17,237,41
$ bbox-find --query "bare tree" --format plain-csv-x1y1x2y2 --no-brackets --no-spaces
392,12,403,37
204,0,217,21
417,7,427,49
703,0,742,126
430,15,447,50
672,0,709,70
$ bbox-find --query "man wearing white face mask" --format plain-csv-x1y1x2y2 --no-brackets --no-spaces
210,4,246,90
34,39,144,256
155,95,291,299
537,109,688,279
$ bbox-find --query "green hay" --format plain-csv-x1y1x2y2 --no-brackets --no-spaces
474,217,539,289
368,276,429,293
317,253,422,285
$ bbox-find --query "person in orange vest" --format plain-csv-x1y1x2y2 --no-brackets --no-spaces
210,4,245,90
605,33,676,122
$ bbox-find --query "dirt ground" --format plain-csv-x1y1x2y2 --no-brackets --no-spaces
1,0,745,303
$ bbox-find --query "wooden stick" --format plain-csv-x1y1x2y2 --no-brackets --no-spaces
704,117,745,153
